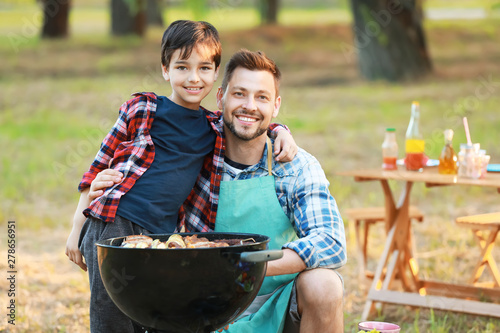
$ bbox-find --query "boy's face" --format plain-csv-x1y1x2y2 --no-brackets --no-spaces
217,67,281,141
162,46,219,110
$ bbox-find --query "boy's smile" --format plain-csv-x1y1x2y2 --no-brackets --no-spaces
163,46,219,110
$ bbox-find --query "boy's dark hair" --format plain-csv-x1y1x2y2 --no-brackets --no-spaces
221,49,281,97
161,20,222,69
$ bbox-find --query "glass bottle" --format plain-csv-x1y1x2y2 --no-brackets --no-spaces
438,129,458,174
382,128,398,170
405,101,425,171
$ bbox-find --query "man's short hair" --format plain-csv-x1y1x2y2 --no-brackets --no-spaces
161,20,222,68
221,49,281,97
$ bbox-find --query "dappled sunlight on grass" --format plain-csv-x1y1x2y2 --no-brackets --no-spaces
0,228,90,332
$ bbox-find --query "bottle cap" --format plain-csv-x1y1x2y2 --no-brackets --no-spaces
411,101,420,115
386,128,396,132
443,129,454,141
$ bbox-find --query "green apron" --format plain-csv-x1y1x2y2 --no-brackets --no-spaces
214,138,299,333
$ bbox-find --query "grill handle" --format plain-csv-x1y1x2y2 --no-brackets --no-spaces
240,250,283,263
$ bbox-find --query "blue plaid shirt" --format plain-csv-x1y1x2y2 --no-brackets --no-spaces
189,141,347,270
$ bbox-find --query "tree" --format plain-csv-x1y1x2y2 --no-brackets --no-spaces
259,0,280,25
147,0,164,27
111,0,147,36
40,0,71,38
348,0,432,81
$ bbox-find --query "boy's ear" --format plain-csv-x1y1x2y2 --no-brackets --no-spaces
161,65,170,81
273,96,281,118
214,66,220,82
216,87,224,110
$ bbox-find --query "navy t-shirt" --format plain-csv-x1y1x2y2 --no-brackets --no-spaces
116,96,216,233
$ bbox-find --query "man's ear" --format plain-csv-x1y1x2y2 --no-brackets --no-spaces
273,96,281,118
162,65,170,81
216,87,224,110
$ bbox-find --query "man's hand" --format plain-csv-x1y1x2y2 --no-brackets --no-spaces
217,321,234,332
274,129,298,162
88,169,123,200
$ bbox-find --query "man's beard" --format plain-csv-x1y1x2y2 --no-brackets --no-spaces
223,111,267,141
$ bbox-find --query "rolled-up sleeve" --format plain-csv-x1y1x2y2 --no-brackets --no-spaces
283,158,347,269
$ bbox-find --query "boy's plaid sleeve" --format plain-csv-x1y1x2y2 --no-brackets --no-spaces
268,123,290,139
78,101,130,191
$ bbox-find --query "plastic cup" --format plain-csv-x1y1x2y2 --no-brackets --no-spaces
481,155,491,178
358,321,401,333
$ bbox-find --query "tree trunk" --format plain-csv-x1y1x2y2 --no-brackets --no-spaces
147,0,163,26
259,0,279,25
111,0,147,36
349,0,432,81
41,0,71,38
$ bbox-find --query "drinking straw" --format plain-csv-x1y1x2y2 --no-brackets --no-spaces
463,117,472,146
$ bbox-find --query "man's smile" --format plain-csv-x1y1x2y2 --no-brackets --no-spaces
236,115,258,123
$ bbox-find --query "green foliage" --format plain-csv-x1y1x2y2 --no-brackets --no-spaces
186,0,209,21
122,0,146,15
413,311,420,333
430,309,450,333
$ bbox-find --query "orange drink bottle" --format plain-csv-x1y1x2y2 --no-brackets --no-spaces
382,128,398,170
405,101,425,171
438,129,458,174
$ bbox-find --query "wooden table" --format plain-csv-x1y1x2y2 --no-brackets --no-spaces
337,167,500,320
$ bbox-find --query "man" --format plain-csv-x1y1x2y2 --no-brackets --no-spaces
89,49,346,332
183,49,346,332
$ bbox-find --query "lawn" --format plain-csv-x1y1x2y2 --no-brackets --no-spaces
1,2,500,332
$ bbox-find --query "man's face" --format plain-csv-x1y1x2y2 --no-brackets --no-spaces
162,46,219,110
217,67,281,141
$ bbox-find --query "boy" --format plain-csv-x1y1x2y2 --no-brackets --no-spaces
65,20,295,332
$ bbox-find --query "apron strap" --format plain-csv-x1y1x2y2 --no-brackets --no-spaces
266,137,273,176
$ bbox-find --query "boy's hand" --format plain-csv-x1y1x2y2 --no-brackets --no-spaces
274,129,298,162
65,227,87,271
89,169,123,200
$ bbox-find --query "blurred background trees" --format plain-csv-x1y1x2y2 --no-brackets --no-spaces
33,0,497,82
147,0,164,26
40,0,71,38
259,0,280,25
349,0,432,81
111,0,147,36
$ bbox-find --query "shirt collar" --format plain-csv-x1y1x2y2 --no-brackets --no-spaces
223,138,297,178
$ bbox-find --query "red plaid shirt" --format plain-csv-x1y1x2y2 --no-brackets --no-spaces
79,92,284,230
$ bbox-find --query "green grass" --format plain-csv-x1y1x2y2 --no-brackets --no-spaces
1,2,500,332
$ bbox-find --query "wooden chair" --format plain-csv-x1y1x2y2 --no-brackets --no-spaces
456,212,500,288
346,206,424,280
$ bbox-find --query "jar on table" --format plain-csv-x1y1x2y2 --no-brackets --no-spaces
458,144,480,178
